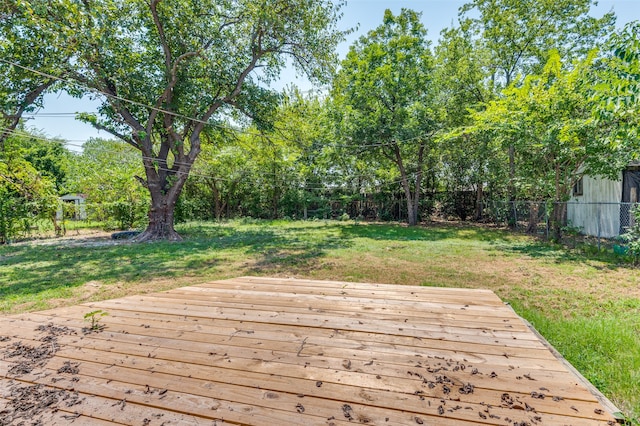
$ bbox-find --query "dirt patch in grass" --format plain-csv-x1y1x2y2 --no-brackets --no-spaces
9,229,114,246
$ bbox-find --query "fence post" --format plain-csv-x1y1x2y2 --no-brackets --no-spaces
597,204,601,251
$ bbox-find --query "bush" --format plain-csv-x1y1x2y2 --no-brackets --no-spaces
622,205,640,263
86,201,148,231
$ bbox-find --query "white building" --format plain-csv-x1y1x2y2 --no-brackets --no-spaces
567,166,640,238
56,194,88,221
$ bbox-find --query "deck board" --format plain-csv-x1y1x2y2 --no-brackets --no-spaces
0,276,618,425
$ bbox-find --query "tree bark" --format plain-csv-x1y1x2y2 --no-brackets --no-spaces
137,194,182,241
508,143,516,227
526,202,539,234
134,143,194,241
474,181,484,221
392,142,425,226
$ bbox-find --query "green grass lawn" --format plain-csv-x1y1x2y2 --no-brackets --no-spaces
1,219,639,423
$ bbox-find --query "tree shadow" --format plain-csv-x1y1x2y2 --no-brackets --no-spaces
0,222,353,306
338,222,513,242
493,238,631,270
2,220,631,310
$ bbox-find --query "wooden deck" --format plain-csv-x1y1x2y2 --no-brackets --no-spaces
0,276,618,425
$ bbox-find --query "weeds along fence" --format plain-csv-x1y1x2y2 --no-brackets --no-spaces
0,200,149,243
481,200,638,242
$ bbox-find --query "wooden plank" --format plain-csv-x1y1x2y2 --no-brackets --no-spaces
0,331,608,421
22,305,545,351
22,309,554,360
0,361,346,426
149,287,528,328
196,280,504,307
0,346,612,426
229,276,500,298
0,358,485,426
0,392,120,426
111,290,516,323
0,277,619,425
1,315,612,416
0,377,206,425
87,297,540,344
0,326,599,403
8,310,565,374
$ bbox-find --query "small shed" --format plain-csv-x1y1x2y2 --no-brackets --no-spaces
56,193,88,221
567,165,640,238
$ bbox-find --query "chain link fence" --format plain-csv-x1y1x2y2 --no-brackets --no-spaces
481,200,639,241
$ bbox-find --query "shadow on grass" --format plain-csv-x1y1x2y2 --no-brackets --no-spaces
0,223,352,305
338,222,513,242
2,219,631,309
497,238,631,269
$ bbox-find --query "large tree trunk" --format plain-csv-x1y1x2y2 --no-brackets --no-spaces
397,172,417,226
135,150,193,242
474,181,484,221
508,144,517,227
392,143,424,227
526,202,539,234
137,193,182,241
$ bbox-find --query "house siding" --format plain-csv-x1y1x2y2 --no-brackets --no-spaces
567,173,622,238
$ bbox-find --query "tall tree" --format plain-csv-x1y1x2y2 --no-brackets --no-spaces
40,0,345,240
0,1,72,148
468,52,623,240
332,9,442,226
459,0,615,88
595,21,640,154
435,26,496,220
459,0,616,216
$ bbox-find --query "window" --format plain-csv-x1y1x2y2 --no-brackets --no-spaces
573,177,583,196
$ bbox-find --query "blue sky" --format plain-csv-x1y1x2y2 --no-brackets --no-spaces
26,0,640,147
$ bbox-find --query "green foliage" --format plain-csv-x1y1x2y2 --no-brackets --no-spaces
465,51,625,238
181,89,345,221
451,0,616,216
0,0,76,147
338,212,350,222
332,9,442,225
594,22,640,158
622,205,640,263
67,138,149,230
0,131,68,243
459,0,615,87
83,309,108,332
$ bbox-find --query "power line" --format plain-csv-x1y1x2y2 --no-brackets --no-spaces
2,58,437,149
1,125,436,191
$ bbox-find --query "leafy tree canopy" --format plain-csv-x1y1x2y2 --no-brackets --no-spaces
29,0,348,240
332,8,442,225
